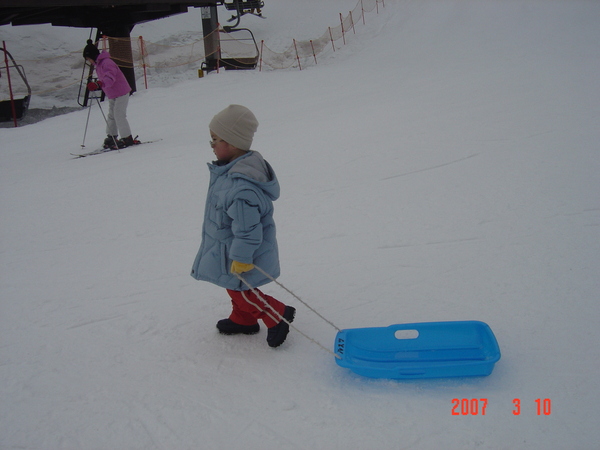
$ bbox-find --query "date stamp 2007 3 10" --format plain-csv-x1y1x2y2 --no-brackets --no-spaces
451,398,552,416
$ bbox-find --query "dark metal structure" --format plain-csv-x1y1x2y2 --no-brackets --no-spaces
0,0,224,96
0,1,220,28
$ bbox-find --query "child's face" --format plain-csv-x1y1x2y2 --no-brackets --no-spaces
210,132,245,163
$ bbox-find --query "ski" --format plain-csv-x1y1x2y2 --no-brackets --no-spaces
71,138,161,158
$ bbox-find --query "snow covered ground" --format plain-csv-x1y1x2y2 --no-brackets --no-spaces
1,0,599,448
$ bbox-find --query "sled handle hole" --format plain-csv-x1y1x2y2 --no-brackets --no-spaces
394,329,419,340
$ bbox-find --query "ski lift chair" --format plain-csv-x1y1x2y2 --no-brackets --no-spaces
0,48,32,123
224,0,264,28
218,27,260,70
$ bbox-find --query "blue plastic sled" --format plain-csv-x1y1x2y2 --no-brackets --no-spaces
334,321,501,379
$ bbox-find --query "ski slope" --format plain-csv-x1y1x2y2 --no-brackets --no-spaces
1,0,599,448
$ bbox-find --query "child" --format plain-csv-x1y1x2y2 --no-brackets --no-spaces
191,105,295,348
83,40,137,149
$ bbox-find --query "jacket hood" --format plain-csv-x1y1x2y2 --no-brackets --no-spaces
96,51,111,63
211,151,280,201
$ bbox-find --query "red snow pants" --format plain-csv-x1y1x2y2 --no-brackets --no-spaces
226,288,286,329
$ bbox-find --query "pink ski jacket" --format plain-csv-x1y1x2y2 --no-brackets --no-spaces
94,52,131,99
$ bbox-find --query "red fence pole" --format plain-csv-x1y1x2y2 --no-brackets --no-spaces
329,27,335,52
361,0,366,25
259,40,264,72
310,40,317,65
216,24,221,74
138,36,148,89
293,39,301,71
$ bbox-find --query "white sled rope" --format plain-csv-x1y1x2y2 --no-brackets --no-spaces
235,266,341,359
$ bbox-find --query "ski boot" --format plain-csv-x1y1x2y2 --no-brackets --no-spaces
118,135,141,148
103,135,119,149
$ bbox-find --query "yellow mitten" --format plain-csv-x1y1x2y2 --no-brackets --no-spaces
230,261,255,274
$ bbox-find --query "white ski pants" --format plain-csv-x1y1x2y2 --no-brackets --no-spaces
105,93,132,138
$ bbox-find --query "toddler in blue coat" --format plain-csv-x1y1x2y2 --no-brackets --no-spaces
191,105,295,348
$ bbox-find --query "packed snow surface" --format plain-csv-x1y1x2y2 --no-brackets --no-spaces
1,0,599,448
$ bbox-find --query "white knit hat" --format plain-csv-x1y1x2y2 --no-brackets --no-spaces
209,105,259,151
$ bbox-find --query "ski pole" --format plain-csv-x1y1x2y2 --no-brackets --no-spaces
81,100,93,148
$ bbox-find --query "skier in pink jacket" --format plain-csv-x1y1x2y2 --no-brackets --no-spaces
83,40,137,149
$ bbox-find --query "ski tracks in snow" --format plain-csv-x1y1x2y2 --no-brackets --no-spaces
379,153,480,181
66,314,126,330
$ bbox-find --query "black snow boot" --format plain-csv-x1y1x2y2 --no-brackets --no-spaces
267,306,296,348
216,318,260,335
103,135,118,148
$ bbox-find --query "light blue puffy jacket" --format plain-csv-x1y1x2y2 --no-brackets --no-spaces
191,151,281,290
